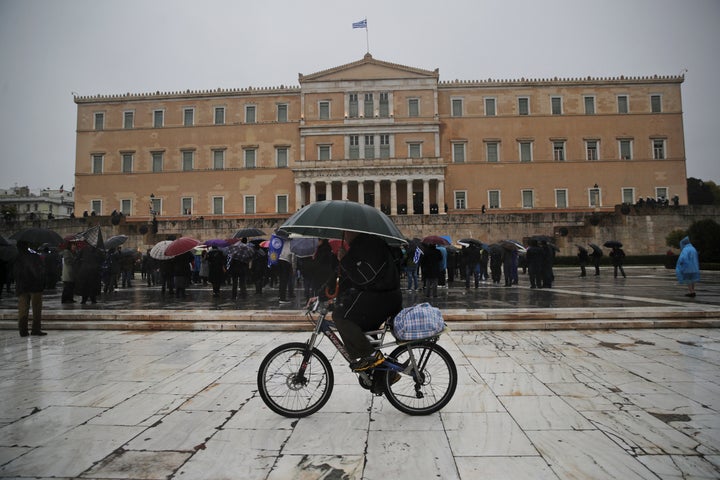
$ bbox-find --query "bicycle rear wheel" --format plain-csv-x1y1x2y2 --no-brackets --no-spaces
257,342,334,418
383,341,457,415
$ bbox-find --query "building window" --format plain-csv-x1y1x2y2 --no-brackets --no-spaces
245,105,256,123
244,196,256,214
121,153,133,173
349,135,360,159
213,149,225,170
244,149,256,168
589,188,601,207
656,187,668,201
276,147,288,168
182,150,194,171
408,142,421,158
454,191,467,210
584,96,595,115
92,154,103,174
150,197,161,216
214,107,225,125
123,111,134,129
408,98,419,117
379,134,390,159
555,189,568,208
615,95,628,114
553,141,565,161
153,110,164,128
486,142,499,162
379,92,389,117
519,141,533,162
619,139,633,160
622,188,635,204
183,108,194,126
364,93,374,117
551,97,562,115
522,190,534,208
485,98,496,116
319,101,330,120
213,197,224,215
650,94,662,113
586,140,599,161
152,152,163,172
364,134,375,159
518,97,529,115
277,104,288,123
276,195,288,214
318,145,331,160
451,98,463,117
653,139,666,159
120,199,131,215
348,93,359,118
91,200,102,215
489,190,500,209
452,142,466,163
94,112,104,131
181,197,193,215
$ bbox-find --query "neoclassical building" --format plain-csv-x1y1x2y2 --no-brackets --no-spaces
74,54,687,220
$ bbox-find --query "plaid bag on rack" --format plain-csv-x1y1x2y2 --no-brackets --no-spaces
393,302,445,340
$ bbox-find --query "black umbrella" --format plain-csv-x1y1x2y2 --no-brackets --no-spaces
280,200,406,245
576,245,588,254
233,227,265,239
588,243,603,256
458,238,483,247
105,235,128,250
10,228,64,248
604,240,623,248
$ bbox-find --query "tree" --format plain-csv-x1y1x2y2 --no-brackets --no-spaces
665,229,687,249
687,177,720,205
687,218,720,262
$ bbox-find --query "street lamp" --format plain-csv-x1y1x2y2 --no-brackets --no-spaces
149,193,158,233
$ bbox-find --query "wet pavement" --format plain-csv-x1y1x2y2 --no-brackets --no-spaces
0,267,719,479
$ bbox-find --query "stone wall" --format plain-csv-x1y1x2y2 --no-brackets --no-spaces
2,206,718,256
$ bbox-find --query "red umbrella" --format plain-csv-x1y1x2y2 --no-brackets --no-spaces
422,235,450,245
328,239,349,255
165,237,200,257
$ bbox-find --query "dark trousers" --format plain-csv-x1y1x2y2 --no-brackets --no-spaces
334,289,402,359
278,261,294,301
61,281,75,302
18,292,43,334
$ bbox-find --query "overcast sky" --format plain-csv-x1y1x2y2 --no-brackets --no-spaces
1,0,718,192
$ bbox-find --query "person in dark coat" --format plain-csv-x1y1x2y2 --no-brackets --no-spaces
206,245,225,297
461,244,481,289
525,240,544,289
332,232,402,371
610,246,626,278
578,247,589,277
250,246,267,294
540,241,555,288
227,249,249,300
75,244,103,304
310,239,338,297
489,247,502,284
14,240,46,336
420,243,442,298
158,259,174,295
172,251,193,298
590,247,603,276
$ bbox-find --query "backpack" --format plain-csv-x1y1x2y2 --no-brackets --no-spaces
393,302,446,340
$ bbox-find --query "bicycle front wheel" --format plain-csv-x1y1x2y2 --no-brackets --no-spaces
384,341,457,415
257,342,334,418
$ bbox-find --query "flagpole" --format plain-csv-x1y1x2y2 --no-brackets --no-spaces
365,18,370,53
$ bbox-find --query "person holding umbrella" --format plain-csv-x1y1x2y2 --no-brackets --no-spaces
676,236,700,297
333,231,403,372
589,243,603,276
610,246,626,278
577,245,589,277
14,240,47,336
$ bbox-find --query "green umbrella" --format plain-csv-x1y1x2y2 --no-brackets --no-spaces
279,200,406,245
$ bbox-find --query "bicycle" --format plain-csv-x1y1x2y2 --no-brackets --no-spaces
257,297,457,417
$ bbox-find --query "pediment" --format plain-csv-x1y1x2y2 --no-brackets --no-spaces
300,53,438,83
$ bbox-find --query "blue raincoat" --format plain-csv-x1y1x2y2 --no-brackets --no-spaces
675,236,700,284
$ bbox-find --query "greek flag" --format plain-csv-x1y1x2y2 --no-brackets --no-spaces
413,246,423,264
352,19,367,29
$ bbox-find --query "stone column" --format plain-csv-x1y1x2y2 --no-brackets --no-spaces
309,182,316,204
437,179,445,214
423,179,430,215
325,182,332,201
358,181,365,205
390,180,397,215
295,182,303,210
374,180,381,209
406,179,413,214
341,181,348,201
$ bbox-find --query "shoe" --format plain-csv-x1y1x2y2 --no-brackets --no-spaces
31,331,47,336
685,292,696,297
19,331,29,337
350,352,385,372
